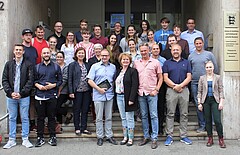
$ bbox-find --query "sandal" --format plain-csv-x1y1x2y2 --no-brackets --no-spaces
82,130,92,135
75,130,81,135
120,138,128,145
127,139,133,146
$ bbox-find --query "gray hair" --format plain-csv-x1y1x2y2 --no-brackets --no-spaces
94,43,103,50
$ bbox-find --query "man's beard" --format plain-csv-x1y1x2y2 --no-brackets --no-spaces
43,57,50,62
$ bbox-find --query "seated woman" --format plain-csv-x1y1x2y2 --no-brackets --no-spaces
68,47,92,135
197,61,226,148
115,53,139,146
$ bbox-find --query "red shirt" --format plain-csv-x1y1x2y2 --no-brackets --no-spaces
32,38,49,64
90,36,108,48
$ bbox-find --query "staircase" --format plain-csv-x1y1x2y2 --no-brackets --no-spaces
4,102,217,141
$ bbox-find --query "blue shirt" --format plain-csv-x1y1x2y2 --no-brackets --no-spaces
162,58,192,84
207,81,213,96
87,61,116,102
14,58,23,93
180,29,204,54
154,29,173,50
151,55,166,67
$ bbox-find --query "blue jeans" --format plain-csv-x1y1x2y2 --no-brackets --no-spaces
7,97,30,140
138,94,158,140
116,94,135,129
191,81,205,128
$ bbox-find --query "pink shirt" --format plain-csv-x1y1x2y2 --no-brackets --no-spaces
134,57,162,96
74,42,95,61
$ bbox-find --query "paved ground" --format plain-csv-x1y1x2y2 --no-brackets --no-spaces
1,139,240,155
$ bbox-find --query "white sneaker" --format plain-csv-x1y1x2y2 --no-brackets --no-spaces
22,139,33,148
3,139,17,149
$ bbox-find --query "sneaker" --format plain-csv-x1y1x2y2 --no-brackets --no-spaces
3,139,17,149
196,126,205,133
48,137,57,146
165,136,173,146
22,139,33,148
180,137,192,145
35,137,45,147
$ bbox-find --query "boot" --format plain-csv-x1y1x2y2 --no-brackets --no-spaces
206,136,213,147
120,128,128,145
218,137,226,148
127,128,134,146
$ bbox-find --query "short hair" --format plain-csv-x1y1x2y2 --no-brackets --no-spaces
194,37,204,43
160,17,170,23
94,43,103,50
114,22,121,26
205,60,213,66
173,24,182,31
56,51,65,59
118,53,132,66
80,19,88,24
81,28,90,34
74,47,86,62
171,43,182,51
139,42,149,48
35,25,45,31
187,17,195,23
168,34,177,41
93,24,102,31
14,43,24,49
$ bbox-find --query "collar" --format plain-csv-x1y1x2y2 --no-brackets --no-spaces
140,57,153,62
187,29,197,34
170,57,184,62
15,57,23,66
100,61,110,66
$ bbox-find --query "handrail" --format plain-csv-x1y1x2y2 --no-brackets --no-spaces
0,113,9,122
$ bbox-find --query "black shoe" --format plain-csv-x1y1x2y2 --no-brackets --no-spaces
106,137,118,145
65,114,73,125
138,138,150,146
97,138,103,146
35,137,45,147
81,130,92,135
48,137,57,146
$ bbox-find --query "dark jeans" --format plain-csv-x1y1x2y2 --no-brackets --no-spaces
203,97,223,137
56,94,69,124
35,98,57,138
73,91,91,131
157,83,166,132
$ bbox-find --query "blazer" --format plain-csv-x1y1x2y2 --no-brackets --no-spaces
68,61,91,94
115,67,139,112
197,74,224,104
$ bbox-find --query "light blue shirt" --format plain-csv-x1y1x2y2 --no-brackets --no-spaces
154,29,173,50
150,54,166,67
180,29,204,54
125,50,142,67
87,61,116,102
14,58,23,93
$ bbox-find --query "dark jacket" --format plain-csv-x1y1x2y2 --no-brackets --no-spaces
115,67,139,112
2,58,34,98
68,61,91,94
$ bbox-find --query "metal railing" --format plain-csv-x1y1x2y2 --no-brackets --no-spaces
0,84,9,122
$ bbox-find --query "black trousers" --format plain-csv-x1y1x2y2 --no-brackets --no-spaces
56,94,69,124
35,98,57,138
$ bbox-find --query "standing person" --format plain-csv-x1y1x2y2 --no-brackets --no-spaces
87,49,117,146
163,44,193,146
113,22,125,45
2,44,34,149
75,19,93,43
134,43,163,149
120,24,142,52
151,43,166,135
147,29,162,52
34,48,62,147
47,21,66,50
48,36,59,63
160,34,178,60
32,25,49,64
197,61,226,148
61,31,76,66
138,20,151,43
75,29,95,62
68,47,92,135
88,43,103,67
125,39,142,67
181,18,204,54
90,24,108,48
189,37,218,133
21,29,38,131
56,51,72,125
154,17,173,50
115,53,139,146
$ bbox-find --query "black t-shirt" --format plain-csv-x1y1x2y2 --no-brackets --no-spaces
47,33,66,50
23,46,38,65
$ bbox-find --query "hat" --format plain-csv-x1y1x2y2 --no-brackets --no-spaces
22,29,33,35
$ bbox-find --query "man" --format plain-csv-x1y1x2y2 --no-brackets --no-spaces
154,17,173,50
151,43,166,135
87,49,117,146
134,43,163,149
163,44,192,146
181,18,204,54
90,24,108,48
113,22,124,45
161,34,178,60
34,48,62,147
21,28,38,131
75,19,93,43
32,25,49,64
188,37,218,133
2,44,34,149
47,21,66,50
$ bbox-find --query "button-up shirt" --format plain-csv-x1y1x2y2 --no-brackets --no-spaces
14,58,23,93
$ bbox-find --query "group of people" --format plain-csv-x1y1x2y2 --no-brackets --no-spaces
2,17,226,150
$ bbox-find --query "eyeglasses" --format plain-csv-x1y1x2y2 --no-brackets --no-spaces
206,66,212,69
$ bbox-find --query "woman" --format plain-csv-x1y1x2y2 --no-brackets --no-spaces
125,39,141,67
138,20,150,43
56,51,72,125
197,61,226,148
48,36,59,63
74,29,95,62
68,47,92,135
61,31,76,66
147,29,162,52
88,43,103,67
106,33,122,70
120,24,142,52
115,53,139,146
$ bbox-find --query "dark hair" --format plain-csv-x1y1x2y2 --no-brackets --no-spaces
126,24,138,44
194,37,204,43
74,47,86,62
173,24,182,31
80,19,88,24
81,28,90,34
35,25,45,31
65,31,77,47
160,17,170,23
166,34,177,47
93,24,102,31
187,17,195,23
114,22,121,26
56,51,65,59
108,33,122,63
127,38,136,46
138,20,150,38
